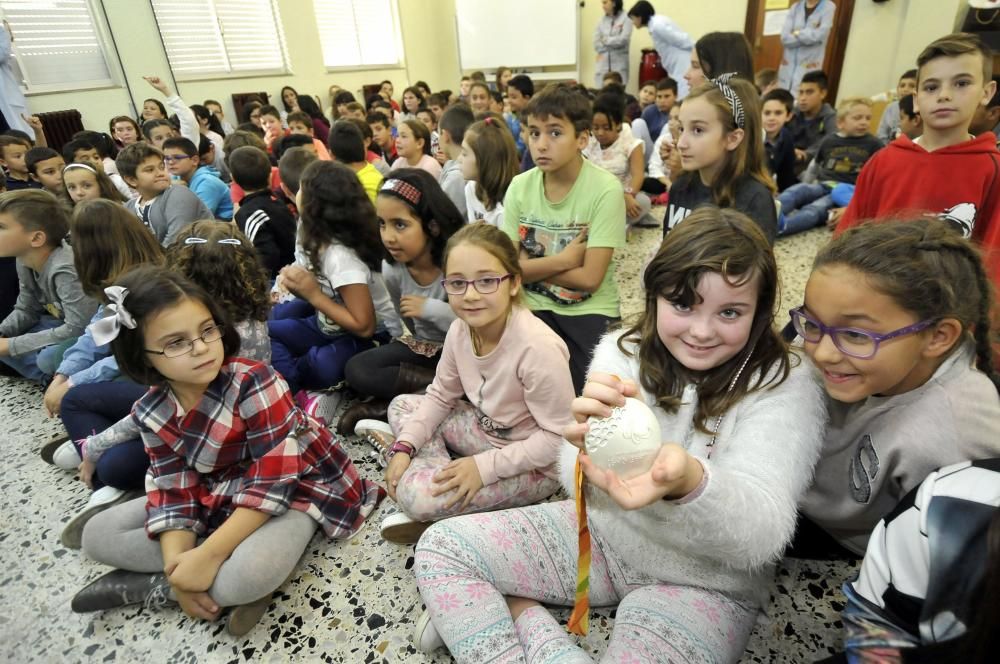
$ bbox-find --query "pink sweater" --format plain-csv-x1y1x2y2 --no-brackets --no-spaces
396,306,575,486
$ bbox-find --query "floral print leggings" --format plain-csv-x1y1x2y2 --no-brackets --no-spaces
388,395,560,522
415,500,759,663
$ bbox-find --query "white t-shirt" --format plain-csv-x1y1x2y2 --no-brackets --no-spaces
464,180,505,227
295,240,396,336
583,123,643,187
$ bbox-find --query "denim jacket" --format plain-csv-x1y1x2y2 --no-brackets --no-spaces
56,305,120,385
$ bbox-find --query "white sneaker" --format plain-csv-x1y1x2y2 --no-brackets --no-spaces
299,390,343,426
413,609,444,652
61,486,138,549
354,419,395,467
380,511,432,545
52,440,82,470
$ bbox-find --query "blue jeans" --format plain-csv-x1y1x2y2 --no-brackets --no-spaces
61,380,149,491
268,298,385,393
0,317,68,383
778,182,834,236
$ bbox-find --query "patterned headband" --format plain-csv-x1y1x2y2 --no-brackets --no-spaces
380,178,421,207
63,163,97,175
710,73,745,130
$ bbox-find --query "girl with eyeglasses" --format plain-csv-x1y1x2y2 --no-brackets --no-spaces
364,222,575,545
795,219,1000,559
409,208,825,660
69,265,383,636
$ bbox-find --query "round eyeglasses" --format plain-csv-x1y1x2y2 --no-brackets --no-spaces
789,307,934,360
441,274,513,296
144,324,224,358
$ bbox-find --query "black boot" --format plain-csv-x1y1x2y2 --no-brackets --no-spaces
71,570,172,613
394,362,436,394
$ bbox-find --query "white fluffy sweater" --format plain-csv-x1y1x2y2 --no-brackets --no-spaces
558,333,828,604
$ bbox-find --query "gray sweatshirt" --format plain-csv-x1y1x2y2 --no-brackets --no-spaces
126,185,212,247
381,260,455,343
0,242,98,356
802,341,1000,554
438,159,467,220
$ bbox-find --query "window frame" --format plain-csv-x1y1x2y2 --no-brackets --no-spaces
2,0,124,95
314,0,406,72
148,0,292,82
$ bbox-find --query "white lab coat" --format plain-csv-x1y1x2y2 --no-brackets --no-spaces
0,25,31,134
648,14,693,98
593,11,633,87
778,0,836,93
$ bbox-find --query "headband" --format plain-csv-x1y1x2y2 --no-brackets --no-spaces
88,286,136,346
184,237,242,245
380,178,421,207
63,163,97,175
710,73,745,130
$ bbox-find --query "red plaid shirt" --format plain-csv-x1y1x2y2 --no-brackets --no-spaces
134,358,383,539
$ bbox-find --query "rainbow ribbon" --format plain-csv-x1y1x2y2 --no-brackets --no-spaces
567,453,591,635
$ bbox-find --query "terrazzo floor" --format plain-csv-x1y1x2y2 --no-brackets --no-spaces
0,216,855,663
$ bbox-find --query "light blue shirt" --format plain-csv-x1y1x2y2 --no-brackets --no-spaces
593,11,633,88
0,25,31,134
779,0,836,93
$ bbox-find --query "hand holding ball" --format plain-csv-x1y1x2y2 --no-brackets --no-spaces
584,397,662,481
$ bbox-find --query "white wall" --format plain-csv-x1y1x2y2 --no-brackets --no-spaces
25,0,460,129
19,0,972,130
837,0,964,98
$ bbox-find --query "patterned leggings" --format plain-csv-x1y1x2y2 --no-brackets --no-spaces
415,501,758,663
388,395,560,522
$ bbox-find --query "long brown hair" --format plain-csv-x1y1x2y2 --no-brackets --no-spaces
62,163,127,205
677,77,775,207
465,118,519,211
620,206,790,432
814,218,998,391
70,199,165,300
166,220,271,323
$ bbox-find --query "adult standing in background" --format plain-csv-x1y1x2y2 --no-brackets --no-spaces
627,1,694,98
779,0,836,93
593,0,633,88
0,15,32,135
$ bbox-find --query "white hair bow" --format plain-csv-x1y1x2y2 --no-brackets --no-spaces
88,286,136,346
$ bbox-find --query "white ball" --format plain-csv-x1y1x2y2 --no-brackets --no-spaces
584,397,662,480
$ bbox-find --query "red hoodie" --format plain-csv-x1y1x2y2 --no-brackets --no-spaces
836,133,1000,274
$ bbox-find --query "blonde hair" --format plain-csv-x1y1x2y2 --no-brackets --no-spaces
443,223,522,305
836,96,873,119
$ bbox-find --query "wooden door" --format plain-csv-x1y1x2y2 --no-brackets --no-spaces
744,0,856,102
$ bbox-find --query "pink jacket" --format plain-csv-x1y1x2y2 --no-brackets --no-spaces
396,306,575,485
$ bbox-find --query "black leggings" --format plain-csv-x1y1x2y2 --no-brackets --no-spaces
343,340,441,401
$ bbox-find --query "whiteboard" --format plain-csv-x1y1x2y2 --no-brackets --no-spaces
454,0,579,71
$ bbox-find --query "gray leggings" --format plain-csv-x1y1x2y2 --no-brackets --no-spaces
81,498,317,607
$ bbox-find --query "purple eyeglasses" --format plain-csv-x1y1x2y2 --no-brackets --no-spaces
789,307,935,359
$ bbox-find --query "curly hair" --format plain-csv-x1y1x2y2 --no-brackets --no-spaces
166,220,271,322
298,160,384,272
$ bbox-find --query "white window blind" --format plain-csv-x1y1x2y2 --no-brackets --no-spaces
150,0,289,79
0,0,116,91
313,0,402,69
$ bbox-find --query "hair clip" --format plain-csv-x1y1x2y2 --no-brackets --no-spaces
184,237,242,245
484,116,494,125
710,73,746,130
88,286,136,346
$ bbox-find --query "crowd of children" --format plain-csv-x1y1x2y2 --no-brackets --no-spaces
2,23,1000,662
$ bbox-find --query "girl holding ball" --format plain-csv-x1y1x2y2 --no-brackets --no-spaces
411,207,827,662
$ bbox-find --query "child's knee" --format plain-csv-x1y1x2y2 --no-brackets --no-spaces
387,393,422,430
394,471,439,522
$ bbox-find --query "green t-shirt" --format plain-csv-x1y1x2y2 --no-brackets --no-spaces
502,159,626,317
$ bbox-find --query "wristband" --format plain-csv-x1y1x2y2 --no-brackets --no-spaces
389,441,414,458
624,185,635,195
